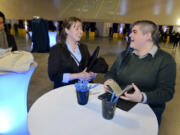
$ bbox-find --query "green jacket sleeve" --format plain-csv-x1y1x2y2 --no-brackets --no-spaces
104,53,123,82
146,56,176,104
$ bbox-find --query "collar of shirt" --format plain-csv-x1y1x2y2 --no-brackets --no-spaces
132,45,158,59
66,41,82,65
66,41,79,52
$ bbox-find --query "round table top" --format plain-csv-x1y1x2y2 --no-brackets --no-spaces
28,84,158,135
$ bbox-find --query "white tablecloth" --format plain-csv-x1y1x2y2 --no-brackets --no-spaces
28,84,158,135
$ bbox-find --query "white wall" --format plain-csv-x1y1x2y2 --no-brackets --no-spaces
96,22,104,37
173,26,180,33
96,22,112,37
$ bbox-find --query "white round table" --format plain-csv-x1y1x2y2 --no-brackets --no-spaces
28,84,158,135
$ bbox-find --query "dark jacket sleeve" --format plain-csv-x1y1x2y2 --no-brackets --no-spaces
6,33,18,51
104,53,124,81
48,45,64,83
146,54,176,104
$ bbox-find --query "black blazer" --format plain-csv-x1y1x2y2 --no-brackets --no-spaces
48,43,92,88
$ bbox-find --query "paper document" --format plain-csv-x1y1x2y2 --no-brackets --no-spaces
107,80,133,96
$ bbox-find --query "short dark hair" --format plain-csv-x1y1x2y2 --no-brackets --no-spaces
0,11,5,23
132,20,159,45
60,17,82,44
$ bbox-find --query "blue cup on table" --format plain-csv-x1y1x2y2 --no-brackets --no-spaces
75,80,90,105
76,89,89,105
102,99,117,120
75,80,99,105
102,93,117,120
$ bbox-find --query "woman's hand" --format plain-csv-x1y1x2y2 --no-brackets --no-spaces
103,79,114,93
89,72,96,79
78,68,96,81
120,83,143,102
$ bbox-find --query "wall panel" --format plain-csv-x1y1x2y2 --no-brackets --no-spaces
0,0,180,25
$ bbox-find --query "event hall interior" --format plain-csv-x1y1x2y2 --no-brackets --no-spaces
1,0,180,135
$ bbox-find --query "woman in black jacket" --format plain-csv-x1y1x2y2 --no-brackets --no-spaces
48,17,107,89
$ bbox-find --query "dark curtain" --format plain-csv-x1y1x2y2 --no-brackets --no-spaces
112,23,118,33
31,18,50,53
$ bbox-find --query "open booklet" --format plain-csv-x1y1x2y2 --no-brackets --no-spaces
107,80,133,96
98,80,137,111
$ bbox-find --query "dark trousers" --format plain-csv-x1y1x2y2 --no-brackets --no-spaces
149,104,164,127
154,111,162,128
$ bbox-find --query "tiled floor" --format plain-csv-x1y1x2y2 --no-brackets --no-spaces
16,35,180,135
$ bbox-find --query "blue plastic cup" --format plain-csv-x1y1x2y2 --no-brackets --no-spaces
76,90,89,105
102,99,116,120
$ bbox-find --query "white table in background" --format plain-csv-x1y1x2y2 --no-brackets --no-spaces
0,62,37,135
28,84,158,135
